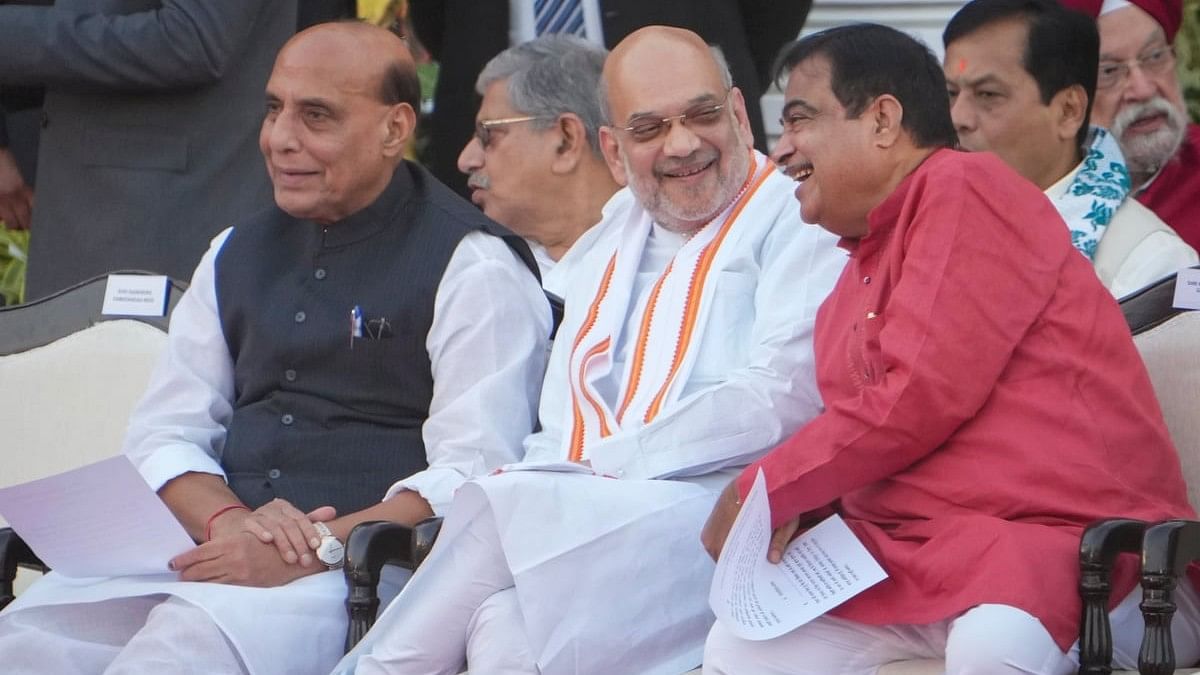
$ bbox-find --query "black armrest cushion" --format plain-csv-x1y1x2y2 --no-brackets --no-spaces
1,527,46,611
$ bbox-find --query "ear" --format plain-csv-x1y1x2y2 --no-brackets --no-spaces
382,102,417,158
550,113,587,175
728,86,755,149
598,125,628,186
869,94,905,149
1051,84,1087,143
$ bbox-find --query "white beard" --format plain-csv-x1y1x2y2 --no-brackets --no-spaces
1112,96,1188,176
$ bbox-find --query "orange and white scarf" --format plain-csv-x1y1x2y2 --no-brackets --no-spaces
565,150,775,461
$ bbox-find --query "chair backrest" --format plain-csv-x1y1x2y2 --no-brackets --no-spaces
0,273,186,525
1122,271,1190,335
1123,273,1200,512
1132,312,1200,512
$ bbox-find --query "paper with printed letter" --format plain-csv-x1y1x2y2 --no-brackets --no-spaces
709,468,887,640
0,455,195,577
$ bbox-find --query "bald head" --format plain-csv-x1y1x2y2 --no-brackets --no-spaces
601,26,731,124
279,21,420,110
596,26,753,234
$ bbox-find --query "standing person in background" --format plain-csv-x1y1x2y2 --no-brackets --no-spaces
1060,0,1200,250
409,0,811,196
0,86,38,233
0,0,52,235
0,1,296,300
942,0,1196,298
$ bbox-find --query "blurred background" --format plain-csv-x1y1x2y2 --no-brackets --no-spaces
2,0,1198,306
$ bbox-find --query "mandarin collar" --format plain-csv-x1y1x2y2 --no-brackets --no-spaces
845,148,953,258
313,164,413,248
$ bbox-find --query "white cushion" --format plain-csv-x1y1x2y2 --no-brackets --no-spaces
1133,311,1200,511
0,320,166,498
1,319,167,597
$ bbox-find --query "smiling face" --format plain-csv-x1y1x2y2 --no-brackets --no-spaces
259,27,411,224
1092,5,1187,177
599,30,754,234
770,56,879,238
457,79,558,238
943,18,1081,189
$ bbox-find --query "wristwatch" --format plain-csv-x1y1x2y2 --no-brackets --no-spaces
313,522,345,570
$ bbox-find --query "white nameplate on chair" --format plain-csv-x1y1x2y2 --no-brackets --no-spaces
0,455,194,578
101,274,169,317
1173,268,1200,311
709,469,887,640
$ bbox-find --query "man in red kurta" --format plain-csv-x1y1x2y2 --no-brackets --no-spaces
700,23,1200,674
1060,0,1200,250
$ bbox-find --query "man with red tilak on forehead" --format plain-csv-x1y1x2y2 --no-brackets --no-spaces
1061,0,1200,250
334,25,845,675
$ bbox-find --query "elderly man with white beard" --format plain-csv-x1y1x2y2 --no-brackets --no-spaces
1062,0,1200,251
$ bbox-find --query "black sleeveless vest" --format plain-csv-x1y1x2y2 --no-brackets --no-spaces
214,162,538,514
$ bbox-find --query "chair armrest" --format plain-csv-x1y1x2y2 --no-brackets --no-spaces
0,527,46,611
1078,518,1148,674
1138,520,1200,675
342,517,443,652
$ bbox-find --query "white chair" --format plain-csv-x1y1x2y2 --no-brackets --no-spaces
0,273,184,606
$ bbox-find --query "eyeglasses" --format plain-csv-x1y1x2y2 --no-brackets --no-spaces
474,115,550,149
1098,43,1175,90
617,91,731,143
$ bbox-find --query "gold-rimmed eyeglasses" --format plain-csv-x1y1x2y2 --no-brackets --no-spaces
1098,43,1175,90
617,90,732,143
474,115,551,149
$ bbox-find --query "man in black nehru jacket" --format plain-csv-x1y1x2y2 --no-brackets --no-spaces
0,21,551,675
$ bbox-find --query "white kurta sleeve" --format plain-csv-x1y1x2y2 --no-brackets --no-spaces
123,229,236,490
383,231,551,514
588,223,846,481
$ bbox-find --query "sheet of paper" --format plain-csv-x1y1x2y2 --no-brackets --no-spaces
101,274,169,317
0,455,195,578
1172,267,1200,311
709,468,887,640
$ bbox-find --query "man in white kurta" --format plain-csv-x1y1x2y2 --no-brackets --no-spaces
335,26,845,675
453,34,622,299
942,0,1196,298
0,24,550,675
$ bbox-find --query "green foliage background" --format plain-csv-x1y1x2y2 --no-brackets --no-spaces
0,225,28,306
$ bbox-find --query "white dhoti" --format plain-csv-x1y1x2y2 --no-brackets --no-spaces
337,470,721,675
0,566,408,675
703,583,1200,675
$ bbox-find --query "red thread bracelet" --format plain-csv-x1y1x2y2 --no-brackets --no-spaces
204,504,250,542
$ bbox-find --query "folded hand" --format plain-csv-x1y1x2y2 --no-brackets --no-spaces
238,498,337,567
170,531,321,587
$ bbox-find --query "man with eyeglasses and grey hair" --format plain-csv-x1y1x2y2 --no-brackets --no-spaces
1060,0,1200,251
333,25,845,675
456,34,621,298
